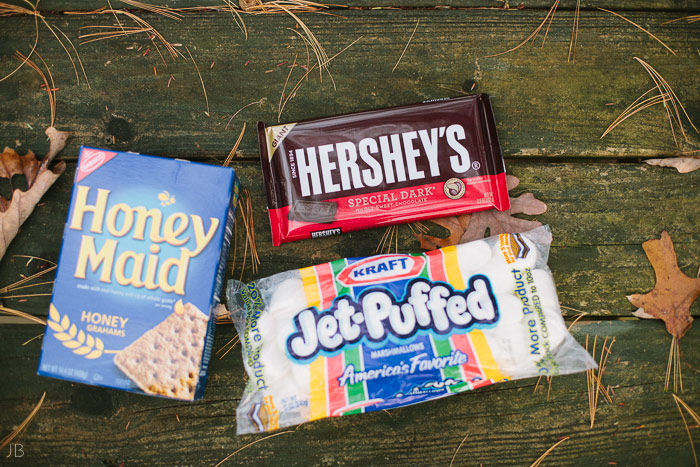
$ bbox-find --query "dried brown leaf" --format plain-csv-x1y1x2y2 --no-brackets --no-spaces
0,127,67,261
645,157,700,174
627,231,700,339
416,175,547,249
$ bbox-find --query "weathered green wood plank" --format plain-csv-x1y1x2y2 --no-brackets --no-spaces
1,160,698,318
1,10,699,159
1,320,698,465
24,0,700,13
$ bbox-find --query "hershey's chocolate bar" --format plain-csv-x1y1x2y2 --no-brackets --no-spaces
258,95,510,246
288,199,338,224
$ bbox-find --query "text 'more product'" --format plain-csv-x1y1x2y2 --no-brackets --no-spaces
227,226,596,434
258,95,510,245
38,147,240,400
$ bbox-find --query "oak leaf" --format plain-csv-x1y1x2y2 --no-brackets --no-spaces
645,156,700,173
627,231,700,339
0,127,68,261
416,175,547,250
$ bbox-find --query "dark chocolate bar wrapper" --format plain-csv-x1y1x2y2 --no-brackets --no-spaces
258,95,510,246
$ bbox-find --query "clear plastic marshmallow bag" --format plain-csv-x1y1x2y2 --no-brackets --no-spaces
227,226,596,434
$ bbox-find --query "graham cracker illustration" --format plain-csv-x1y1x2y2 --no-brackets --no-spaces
114,300,208,400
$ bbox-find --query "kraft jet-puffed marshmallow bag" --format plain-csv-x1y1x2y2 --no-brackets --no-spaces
227,226,596,434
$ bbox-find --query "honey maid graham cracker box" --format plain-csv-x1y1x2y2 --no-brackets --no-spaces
38,147,241,401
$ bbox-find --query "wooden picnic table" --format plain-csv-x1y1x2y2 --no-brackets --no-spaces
1,0,700,465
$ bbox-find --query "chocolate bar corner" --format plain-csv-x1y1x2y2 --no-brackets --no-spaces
258,95,510,245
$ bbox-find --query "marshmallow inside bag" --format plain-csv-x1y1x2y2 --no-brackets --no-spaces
494,294,526,326
530,268,559,310
468,261,518,295
456,240,492,275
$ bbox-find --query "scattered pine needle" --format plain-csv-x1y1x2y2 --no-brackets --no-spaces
586,335,615,428
186,46,210,117
0,264,57,295
598,9,675,55
14,51,56,127
673,394,700,467
601,58,699,145
530,436,570,467
568,0,580,63
0,306,46,325
76,7,182,62
665,336,683,393
119,0,184,21
449,432,469,467
278,36,362,119
0,392,46,453
217,336,240,360
232,189,260,280
214,430,294,467
278,54,299,121
0,2,89,86
224,123,247,167
664,15,700,25
392,19,420,72
22,333,44,346
483,0,561,58
227,98,267,129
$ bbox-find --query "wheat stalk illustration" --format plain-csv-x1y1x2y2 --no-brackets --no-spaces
47,304,106,359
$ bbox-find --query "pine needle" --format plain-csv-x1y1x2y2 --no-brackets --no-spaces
392,19,420,72
665,336,683,393
223,0,248,39
226,98,267,129
186,46,210,117
14,51,56,127
278,54,299,121
567,0,580,63
0,306,46,325
663,15,700,25
278,36,362,119
0,3,39,83
483,0,561,58
530,436,570,467
0,392,46,452
449,432,469,467
119,0,184,21
0,264,57,294
214,430,294,467
672,394,700,467
586,335,615,428
224,123,247,167
77,8,182,61
601,58,698,145
598,9,675,55
217,336,240,360
233,189,260,280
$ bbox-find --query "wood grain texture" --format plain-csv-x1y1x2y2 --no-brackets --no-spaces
22,0,700,12
1,161,698,318
1,320,698,466
1,10,698,159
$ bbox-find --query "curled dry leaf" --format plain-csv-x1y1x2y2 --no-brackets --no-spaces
417,175,547,249
0,127,68,261
627,231,700,339
645,157,700,174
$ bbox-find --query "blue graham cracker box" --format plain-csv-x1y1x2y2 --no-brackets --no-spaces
38,147,240,400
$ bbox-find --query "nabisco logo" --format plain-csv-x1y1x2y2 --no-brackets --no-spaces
81,149,106,172
337,255,425,286
77,148,117,182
